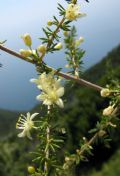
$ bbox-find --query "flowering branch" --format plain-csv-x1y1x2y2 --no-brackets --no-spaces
1,1,119,175
0,44,103,91
63,108,118,171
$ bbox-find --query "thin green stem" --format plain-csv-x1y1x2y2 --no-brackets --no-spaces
44,105,51,175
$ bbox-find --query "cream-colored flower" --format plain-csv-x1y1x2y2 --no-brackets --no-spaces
36,87,64,108
22,33,32,47
31,72,64,108
30,72,56,90
103,106,114,116
16,112,39,139
19,49,32,57
65,3,86,21
54,43,63,50
100,88,110,97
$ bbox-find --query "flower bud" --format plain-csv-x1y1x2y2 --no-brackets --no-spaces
83,137,86,141
75,37,84,47
22,33,32,47
47,20,53,26
100,88,110,97
63,31,68,36
65,64,71,68
103,106,114,116
37,45,46,54
65,157,70,162
61,128,66,134
28,166,35,174
79,36,84,43
54,43,63,50
19,49,32,57
98,130,106,137
76,149,80,154
75,40,81,47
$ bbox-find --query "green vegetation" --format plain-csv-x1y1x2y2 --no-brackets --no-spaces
0,109,19,137
0,44,120,175
90,149,120,176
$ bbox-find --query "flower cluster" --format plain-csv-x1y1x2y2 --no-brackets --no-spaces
31,72,64,108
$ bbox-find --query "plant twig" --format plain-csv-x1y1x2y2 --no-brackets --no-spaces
0,44,34,64
40,17,65,61
0,45,103,91
79,132,98,156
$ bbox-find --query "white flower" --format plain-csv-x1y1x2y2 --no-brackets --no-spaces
103,106,114,116
36,87,64,108
31,72,65,108
30,72,56,91
100,88,110,97
16,112,39,139
65,3,86,21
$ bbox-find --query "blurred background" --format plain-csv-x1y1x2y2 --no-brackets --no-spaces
0,0,120,176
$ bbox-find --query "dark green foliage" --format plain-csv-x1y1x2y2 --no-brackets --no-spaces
89,149,120,176
0,109,19,137
0,134,32,176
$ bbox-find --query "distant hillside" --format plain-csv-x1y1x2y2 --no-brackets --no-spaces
84,44,120,84
90,148,120,176
0,109,19,137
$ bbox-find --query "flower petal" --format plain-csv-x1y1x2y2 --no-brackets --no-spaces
43,99,52,106
56,87,64,97
18,130,26,138
30,113,39,120
26,131,32,140
56,98,64,108
30,78,37,83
